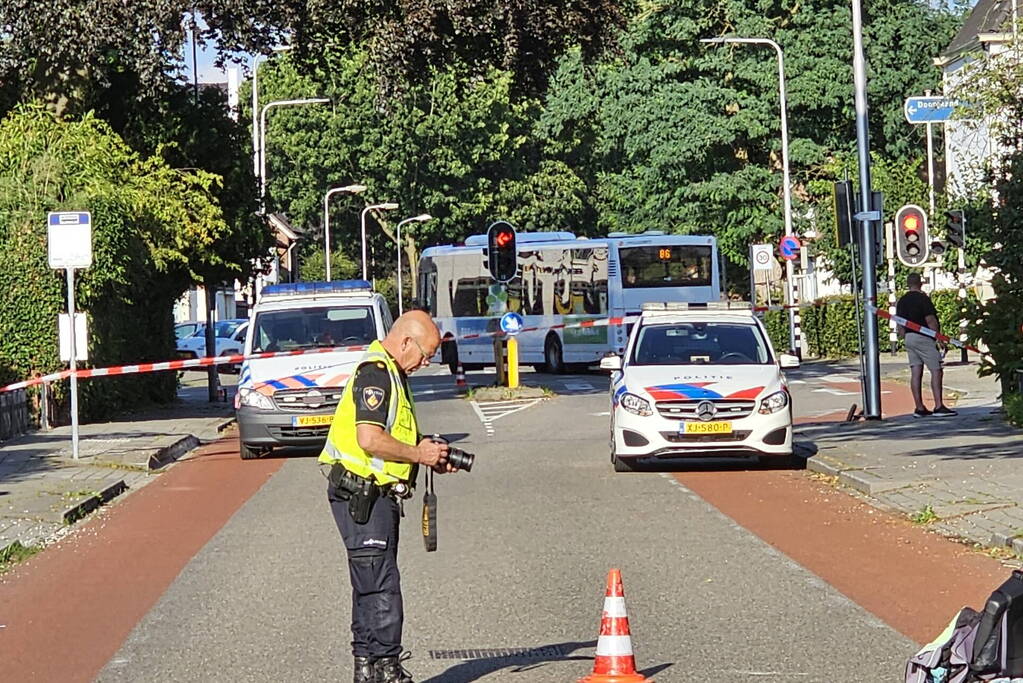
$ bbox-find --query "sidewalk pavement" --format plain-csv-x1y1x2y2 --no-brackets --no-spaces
796,353,1023,559
0,381,235,557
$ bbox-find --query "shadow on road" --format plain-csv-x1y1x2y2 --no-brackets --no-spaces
628,454,806,473
418,639,673,683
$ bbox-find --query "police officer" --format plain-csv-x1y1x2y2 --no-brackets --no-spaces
320,310,456,683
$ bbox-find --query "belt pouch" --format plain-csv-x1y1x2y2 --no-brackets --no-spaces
348,480,379,524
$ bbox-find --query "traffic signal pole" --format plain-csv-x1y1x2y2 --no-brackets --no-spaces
851,0,883,419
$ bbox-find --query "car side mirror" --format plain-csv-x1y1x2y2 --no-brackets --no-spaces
599,355,622,371
779,353,800,369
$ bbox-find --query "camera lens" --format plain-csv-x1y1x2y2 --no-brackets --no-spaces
446,446,475,472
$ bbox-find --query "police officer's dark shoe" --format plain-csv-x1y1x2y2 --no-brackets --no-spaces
375,652,413,682
353,656,376,683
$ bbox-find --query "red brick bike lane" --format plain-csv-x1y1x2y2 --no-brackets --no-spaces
674,379,1012,646
0,429,283,683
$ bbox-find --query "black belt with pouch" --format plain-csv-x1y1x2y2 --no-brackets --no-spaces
330,465,412,524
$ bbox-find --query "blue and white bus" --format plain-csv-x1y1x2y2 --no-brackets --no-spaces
418,231,723,373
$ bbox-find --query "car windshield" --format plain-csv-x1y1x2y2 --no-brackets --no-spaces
214,321,243,339
252,306,376,352
631,322,771,365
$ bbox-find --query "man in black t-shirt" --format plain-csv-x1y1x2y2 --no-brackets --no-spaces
895,273,957,417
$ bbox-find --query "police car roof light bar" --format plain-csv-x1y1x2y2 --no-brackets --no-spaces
261,279,373,299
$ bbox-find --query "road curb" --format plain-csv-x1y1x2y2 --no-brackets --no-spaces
62,479,128,525
147,434,200,470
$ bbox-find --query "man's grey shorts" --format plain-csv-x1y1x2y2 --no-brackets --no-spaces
905,332,942,371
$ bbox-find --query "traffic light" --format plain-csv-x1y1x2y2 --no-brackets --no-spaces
487,221,517,282
946,209,966,249
894,204,929,267
833,180,854,247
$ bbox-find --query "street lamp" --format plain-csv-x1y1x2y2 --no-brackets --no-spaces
395,214,432,315
250,46,293,181
259,97,330,212
361,203,400,281
701,35,797,354
323,184,368,281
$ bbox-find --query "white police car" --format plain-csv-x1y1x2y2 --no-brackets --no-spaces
601,302,799,471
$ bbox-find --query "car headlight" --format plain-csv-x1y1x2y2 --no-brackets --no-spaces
759,390,789,415
620,392,653,417
238,387,275,411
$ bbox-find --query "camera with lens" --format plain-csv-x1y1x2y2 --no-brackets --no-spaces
430,435,475,472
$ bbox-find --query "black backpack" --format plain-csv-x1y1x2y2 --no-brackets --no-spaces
971,570,1023,677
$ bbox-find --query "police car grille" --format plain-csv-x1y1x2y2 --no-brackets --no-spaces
269,426,330,439
660,430,752,443
655,399,756,420
272,388,343,412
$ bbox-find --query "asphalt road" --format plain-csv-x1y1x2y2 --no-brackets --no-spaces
93,367,916,682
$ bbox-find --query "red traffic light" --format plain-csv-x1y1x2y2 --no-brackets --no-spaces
894,204,930,266
494,229,514,248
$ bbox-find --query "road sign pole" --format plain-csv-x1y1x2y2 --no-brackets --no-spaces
66,267,80,460
749,245,756,304
852,0,883,419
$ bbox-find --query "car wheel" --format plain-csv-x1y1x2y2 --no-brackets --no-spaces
240,442,264,460
612,453,636,472
544,334,565,375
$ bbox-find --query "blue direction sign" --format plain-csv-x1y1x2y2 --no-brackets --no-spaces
779,235,801,261
904,96,959,124
499,311,525,335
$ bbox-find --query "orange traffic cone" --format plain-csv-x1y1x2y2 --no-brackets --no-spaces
454,363,467,392
579,569,650,683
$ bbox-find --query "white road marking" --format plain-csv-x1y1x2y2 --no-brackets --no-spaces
470,399,542,437
591,411,611,416
812,388,858,396
562,381,596,392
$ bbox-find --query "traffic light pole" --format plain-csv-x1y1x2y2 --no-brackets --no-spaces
852,0,883,419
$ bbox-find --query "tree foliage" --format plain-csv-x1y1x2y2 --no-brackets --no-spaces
539,0,959,267
0,105,247,418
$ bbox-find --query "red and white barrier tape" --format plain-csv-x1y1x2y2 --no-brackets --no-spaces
0,315,641,394
867,305,983,354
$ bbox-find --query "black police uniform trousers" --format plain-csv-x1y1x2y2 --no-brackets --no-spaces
328,481,404,659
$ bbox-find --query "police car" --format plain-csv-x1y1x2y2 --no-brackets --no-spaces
235,280,391,460
601,302,799,471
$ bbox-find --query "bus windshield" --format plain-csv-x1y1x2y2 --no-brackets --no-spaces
620,245,712,289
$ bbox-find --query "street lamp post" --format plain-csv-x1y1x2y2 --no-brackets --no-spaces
259,98,330,212
323,184,368,280
250,46,293,182
702,36,798,354
395,214,432,315
361,203,400,281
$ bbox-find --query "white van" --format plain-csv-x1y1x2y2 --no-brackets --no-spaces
235,280,392,459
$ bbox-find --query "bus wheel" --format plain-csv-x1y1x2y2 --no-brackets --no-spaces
544,334,565,375
442,339,458,375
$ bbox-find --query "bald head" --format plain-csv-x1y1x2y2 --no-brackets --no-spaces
384,310,441,373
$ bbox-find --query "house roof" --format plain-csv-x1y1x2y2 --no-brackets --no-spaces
937,0,1017,65
267,213,302,243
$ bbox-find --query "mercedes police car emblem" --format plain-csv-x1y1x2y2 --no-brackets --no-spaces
302,389,324,408
695,401,717,422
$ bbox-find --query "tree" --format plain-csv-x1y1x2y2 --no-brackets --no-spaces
251,51,547,299
538,0,960,268
953,33,1023,402
0,104,256,418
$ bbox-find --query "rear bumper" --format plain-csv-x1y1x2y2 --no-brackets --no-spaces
237,406,333,448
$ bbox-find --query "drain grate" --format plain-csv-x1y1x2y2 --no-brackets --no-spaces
429,646,568,660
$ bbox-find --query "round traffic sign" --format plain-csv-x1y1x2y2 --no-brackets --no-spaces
779,235,802,261
500,311,525,335
754,249,771,266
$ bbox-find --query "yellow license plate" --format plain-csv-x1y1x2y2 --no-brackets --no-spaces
292,415,333,427
682,421,733,434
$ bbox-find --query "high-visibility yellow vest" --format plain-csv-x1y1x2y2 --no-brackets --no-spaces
318,340,418,485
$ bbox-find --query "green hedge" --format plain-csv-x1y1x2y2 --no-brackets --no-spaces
760,289,974,359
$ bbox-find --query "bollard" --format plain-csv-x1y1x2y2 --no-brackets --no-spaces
507,337,519,389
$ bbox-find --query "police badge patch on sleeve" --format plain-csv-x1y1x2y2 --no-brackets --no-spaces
362,387,385,410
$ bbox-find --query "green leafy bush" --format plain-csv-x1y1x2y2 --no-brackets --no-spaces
0,105,245,421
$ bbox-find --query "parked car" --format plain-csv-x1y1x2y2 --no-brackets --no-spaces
602,301,799,472
174,321,204,340
176,319,248,372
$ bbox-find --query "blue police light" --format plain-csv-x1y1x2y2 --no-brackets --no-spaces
262,279,373,298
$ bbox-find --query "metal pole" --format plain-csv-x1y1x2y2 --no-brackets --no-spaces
259,106,269,212
205,287,219,402
748,244,756,305
323,193,332,281
925,90,936,218
772,40,798,355
251,56,264,184
66,268,79,459
848,244,868,415
852,0,882,419
958,241,969,363
397,219,404,316
361,207,371,282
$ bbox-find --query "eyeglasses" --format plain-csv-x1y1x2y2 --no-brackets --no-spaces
411,338,431,365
